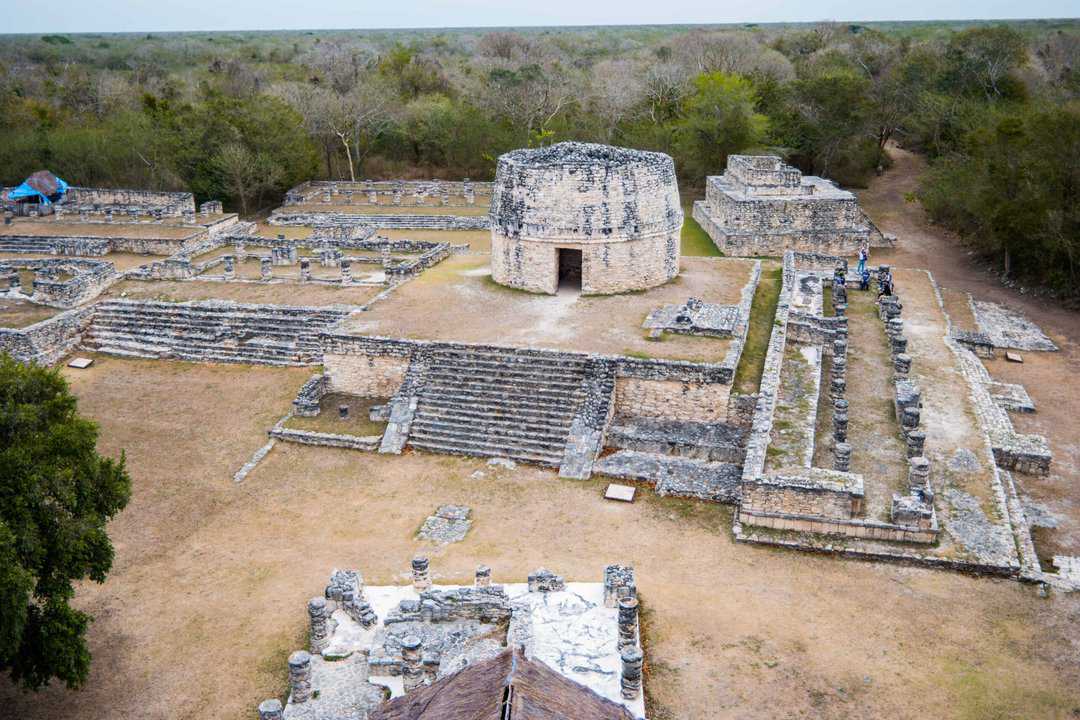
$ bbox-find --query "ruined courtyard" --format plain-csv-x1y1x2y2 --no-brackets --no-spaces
2,142,1079,719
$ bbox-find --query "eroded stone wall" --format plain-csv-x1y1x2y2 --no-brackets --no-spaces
613,377,730,423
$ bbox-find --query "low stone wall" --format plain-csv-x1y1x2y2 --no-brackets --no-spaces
284,179,493,207
612,377,730,423
740,469,864,520
0,235,113,255
61,187,196,215
269,210,489,230
293,374,326,416
0,306,94,365
269,424,381,451
1,258,117,308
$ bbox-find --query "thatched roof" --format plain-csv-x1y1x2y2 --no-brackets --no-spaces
368,647,636,720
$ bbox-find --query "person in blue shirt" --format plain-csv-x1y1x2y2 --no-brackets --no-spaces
859,268,871,291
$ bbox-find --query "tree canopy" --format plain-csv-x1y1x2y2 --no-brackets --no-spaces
0,355,131,691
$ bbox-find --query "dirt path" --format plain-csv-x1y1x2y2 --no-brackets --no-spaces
858,144,1080,559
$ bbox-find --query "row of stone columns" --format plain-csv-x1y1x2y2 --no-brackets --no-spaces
219,253,352,284
618,595,642,700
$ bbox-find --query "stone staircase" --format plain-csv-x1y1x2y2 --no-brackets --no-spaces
82,299,349,366
0,236,58,253
408,346,594,466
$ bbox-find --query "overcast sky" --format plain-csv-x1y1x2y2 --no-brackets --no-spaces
5,0,1076,34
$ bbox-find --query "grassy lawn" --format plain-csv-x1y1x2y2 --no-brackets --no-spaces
733,263,783,394
680,204,721,257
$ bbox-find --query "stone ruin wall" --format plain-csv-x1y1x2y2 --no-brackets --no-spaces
490,233,678,295
284,179,494,206
612,376,731,423
269,210,489,231
60,187,196,215
0,306,95,366
1,258,117,308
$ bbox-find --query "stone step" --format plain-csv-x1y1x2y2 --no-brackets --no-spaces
431,348,589,370
420,384,583,407
411,414,571,443
92,305,347,323
87,322,321,346
82,339,311,366
407,434,563,466
423,374,585,397
424,365,585,387
84,331,309,357
416,397,577,423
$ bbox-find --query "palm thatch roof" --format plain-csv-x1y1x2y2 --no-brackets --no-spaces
368,647,636,720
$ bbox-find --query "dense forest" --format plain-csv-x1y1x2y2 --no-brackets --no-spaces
0,21,1077,291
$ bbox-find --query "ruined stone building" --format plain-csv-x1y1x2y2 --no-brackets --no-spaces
693,155,884,256
490,142,682,294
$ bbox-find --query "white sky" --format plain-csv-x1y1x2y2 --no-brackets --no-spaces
4,1,1076,34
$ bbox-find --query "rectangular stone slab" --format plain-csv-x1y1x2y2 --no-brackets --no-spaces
67,357,94,368
604,483,637,502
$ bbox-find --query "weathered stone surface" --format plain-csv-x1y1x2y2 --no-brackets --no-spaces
490,142,682,295
972,300,1058,352
417,505,472,544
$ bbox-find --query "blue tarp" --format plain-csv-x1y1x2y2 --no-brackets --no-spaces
7,173,69,204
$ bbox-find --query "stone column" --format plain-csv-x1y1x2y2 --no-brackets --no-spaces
463,179,475,205
620,646,643,700
830,377,846,400
260,257,272,282
288,246,298,263
323,190,333,203
223,255,236,281
894,353,912,378
906,430,926,458
891,334,908,355
833,441,852,472
901,406,920,433
833,399,849,443
257,699,284,720
832,338,847,359
401,635,424,692
411,555,431,592
617,596,639,650
908,456,931,493
300,258,311,282
104,209,113,223
182,209,195,224
475,565,491,587
368,189,378,204
10,273,21,292
340,259,352,285
287,650,312,704
308,597,330,654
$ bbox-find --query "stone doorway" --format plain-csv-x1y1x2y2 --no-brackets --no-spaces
557,248,582,292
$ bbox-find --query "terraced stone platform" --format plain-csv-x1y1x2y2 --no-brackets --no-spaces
82,299,351,366
408,345,606,466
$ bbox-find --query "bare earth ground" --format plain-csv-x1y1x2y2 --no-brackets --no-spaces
0,219,199,240
341,253,754,362
0,296,59,328
1,355,1078,720
107,279,382,307
858,145,1080,560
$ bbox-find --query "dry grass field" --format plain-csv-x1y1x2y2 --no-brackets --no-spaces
0,219,199,240
0,355,1077,720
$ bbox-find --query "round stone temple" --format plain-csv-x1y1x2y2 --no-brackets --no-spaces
489,141,683,295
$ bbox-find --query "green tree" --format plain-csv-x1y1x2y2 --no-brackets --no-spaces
0,355,131,690
674,72,768,185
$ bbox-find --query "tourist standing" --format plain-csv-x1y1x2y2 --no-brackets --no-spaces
857,242,868,275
